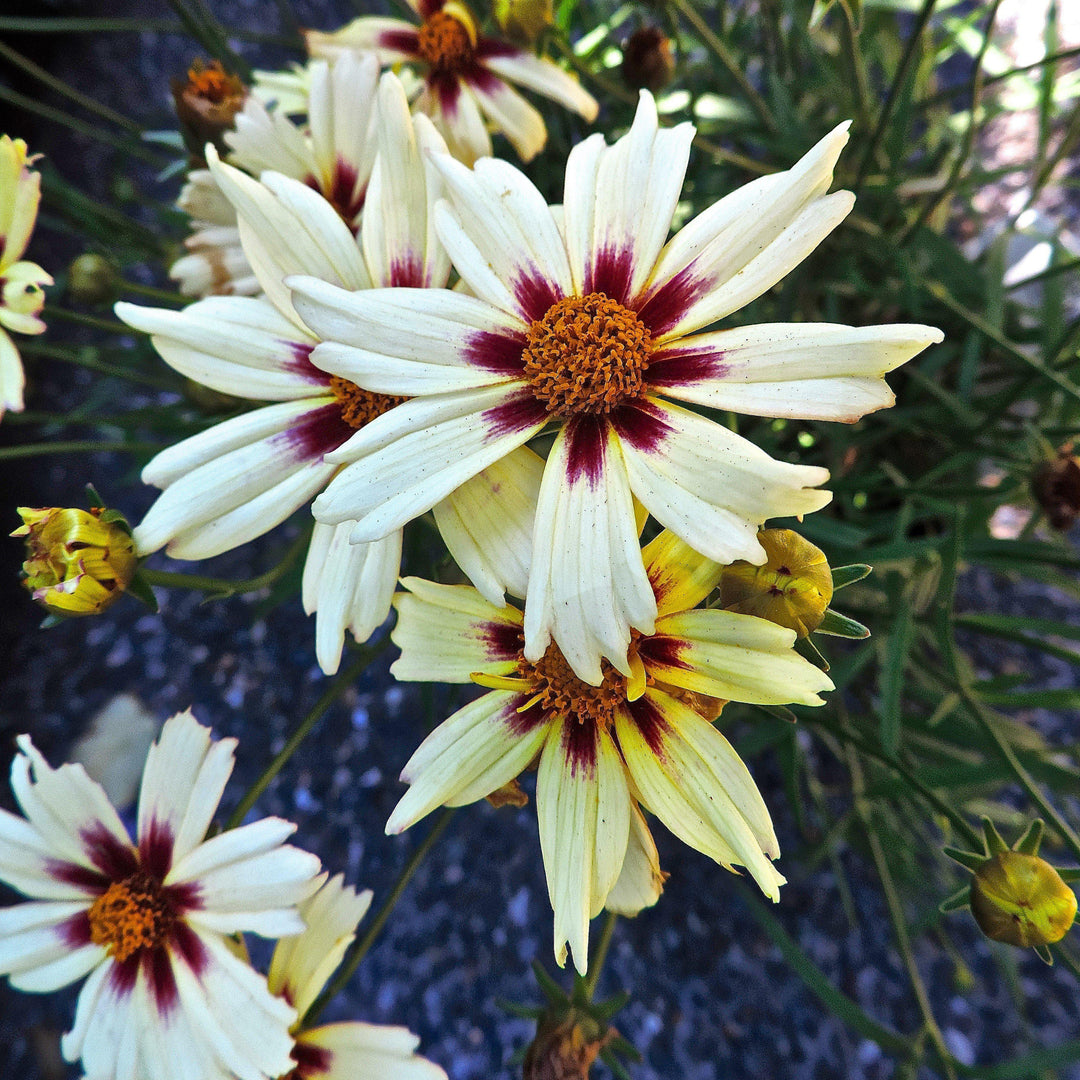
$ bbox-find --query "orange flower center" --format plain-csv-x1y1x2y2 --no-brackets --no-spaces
88,873,175,962
329,376,407,430
522,293,652,416
184,60,245,105
416,11,475,72
519,644,628,729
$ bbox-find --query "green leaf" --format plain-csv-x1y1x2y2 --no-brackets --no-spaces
831,563,873,590
943,847,985,872
125,571,159,613
880,605,914,756
816,609,871,639
939,885,972,912
1013,819,1044,855
982,817,1008,856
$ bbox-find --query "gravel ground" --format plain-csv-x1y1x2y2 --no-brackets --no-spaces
2,3,1080,1078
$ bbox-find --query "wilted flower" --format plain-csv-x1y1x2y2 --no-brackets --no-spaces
1032,444,1080,532
0,710,322,1080
13,504,137,616
0,134,52,419
305,0,597,164
621,26,675,93
719,528,833,636
171,58,248,164
945,819,1078,956
385,529,834,971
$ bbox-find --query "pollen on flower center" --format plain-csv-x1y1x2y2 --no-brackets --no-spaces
520,644,627,728
522,292,652,416
329,376,407,430
88,873,176,962
416,11,475,72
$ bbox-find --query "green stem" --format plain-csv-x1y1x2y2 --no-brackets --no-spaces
120,280,185,306
42,305,131,335
917,44,1080,109
225,648,380,831
837,1,872,132
0,440,159,460
854,0,940,189
583,910,618,1001
19,341,180,392
670,0,776,133
301,808,456,1029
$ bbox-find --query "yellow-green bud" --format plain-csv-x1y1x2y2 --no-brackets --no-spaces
67,253,120,306
719,528,833,636
493,0,553,44
13,506,137,616
971,851,1077,948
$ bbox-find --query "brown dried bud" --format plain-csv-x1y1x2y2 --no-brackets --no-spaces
1032,446,1080,531
621,26,675,93
171,59,247,165
485,778,529,809
523,1012,613,1080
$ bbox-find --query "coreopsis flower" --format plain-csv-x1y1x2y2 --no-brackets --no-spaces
719,527,833,637
0,710,321,1080
13,505,138,617
267,875,447,1079
385,529,834,971
171,52,380,299
288,91,944,684
305,0,597,165
0,134,52,418
122,74,539,675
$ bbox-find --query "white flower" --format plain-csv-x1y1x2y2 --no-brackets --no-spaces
0,710,321,1080
305,0,597,165
288,90,944,685
267,875,447,1080
384,530,834,972
0,134,52,418
123,74,539,675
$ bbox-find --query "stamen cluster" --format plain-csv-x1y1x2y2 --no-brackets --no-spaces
88,872,177,962
520,644,627,729
416,12,475,73
329,375,408,430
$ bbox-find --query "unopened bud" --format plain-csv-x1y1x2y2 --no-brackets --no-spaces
13,506,137,616
523,1010,612,1080
67,253,120,306
171,59,247,164
971,851,1077,948
719,528,833,636
621,26,675,93
1032,446,1080,532
493,0,553,44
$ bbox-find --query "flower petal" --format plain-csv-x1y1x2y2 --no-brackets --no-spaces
386,691,550,833
615,398,831,565
642,529,724,619
298,1021,447,1080
650,322,945,421
0,326,26,416
481,49,598,121
0,900,101,991
390,578,524,683
467,71,546,162
604,804,665,917
305,17,421,65
416,76,491,167
524,418,657,684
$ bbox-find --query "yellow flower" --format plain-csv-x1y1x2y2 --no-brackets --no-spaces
0,134,51,418
971,852,1077,948
719,528,833,636
13,506,137,616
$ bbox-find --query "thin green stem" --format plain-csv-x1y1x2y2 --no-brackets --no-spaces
0,16,184,32
42,305,131,335
838,1,872,132
19,341,180,391
854,0,939,189
225,649,380,831
670,0,776,133
583,910,619,1001
1005,254,1080,292
119,280,185,306
302,808,456,1028
0,440,159,460
917,44,1080,109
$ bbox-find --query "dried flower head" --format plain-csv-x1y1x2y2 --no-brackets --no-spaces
1032,444,1080,532
171,59,248,163
621,26,675,93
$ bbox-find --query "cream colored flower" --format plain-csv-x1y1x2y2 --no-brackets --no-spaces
0,135,52,418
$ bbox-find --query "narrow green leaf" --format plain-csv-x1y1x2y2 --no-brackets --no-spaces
943,848,985,871
880,605,914,756
831,563,873,590
1013,819,1044,855
939,885,972,912
817,609,871,639
982,817,1008,856
125,572,159,613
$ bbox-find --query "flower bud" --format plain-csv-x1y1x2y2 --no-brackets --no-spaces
171,59,247,164
621,26,675,93
13,506,137,616
971,851,1077,948
67,253,121,306
523,1010,611,1080
493,0,553,44
719,528,833,636
1032,446,1080,532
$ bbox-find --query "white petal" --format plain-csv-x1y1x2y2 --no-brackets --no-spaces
482,51,598,120
136,710,234,869
433,152,572,321
306,16,421,65
415,77,491,168
524,420,657,685
115,297,322,401
616,398,831,565
467,73,546,161
227,95,313,181
0,327,26,416
604,805,664,916
390,578,523,684
0,805,93,899
386,691,550,834
564,90,694,303
651,322,945,421
433,444,542,604
0,900,98,989
298,1022,447,1080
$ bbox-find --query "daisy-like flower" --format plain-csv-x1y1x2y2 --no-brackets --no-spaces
122,74,539,676
171,52,380,299
0,134,52,418
384,529,835,972
266,875,447,1079
288,91,944,685
0,710,321,1080
305,0,597,165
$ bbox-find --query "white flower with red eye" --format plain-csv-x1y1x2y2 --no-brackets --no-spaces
287,90,944,686
305,0,597,165
0,710,321,1080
